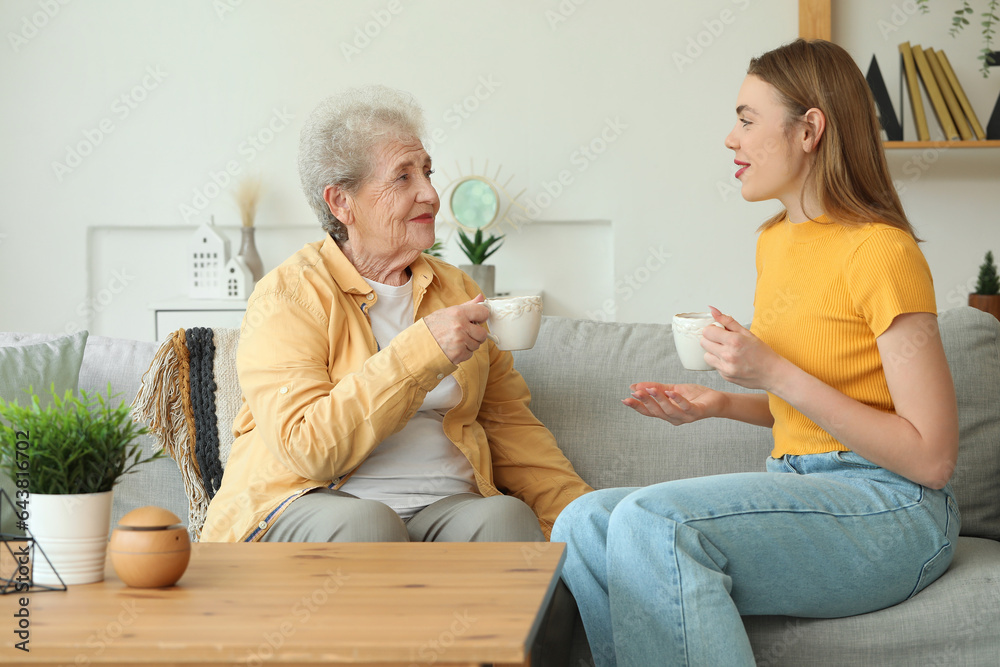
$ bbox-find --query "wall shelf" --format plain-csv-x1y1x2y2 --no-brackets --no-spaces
798,0,999,150
885,140,1000,149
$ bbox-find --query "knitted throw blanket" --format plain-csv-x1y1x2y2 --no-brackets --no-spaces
132,327,242,541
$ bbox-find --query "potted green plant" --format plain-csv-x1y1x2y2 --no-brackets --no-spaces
457,229,504,298
916,0,999,76
424,238,445,258
969,250,1000,320
0,385,162,585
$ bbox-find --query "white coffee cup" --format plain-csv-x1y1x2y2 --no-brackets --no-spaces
672,312,721,371
484,296,543,351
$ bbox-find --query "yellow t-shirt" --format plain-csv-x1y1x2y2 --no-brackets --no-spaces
750,215,936,458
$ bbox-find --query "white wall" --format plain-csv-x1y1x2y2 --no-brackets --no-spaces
1,0,997,339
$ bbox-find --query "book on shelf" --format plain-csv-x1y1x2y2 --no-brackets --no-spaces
909,43,960,140
898,41,930,141
935,49,987,140
925,47,972,140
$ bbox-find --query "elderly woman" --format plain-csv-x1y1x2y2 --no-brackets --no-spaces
201,86,592,548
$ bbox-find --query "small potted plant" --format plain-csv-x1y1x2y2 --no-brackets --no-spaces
969,250,1000,320
424,238,445,258
457,229,504,297
0,385,163,585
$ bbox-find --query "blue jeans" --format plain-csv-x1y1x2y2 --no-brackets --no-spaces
551,451,960,667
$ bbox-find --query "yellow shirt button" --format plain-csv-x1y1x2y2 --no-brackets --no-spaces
366,293,375,301
258,521,267,529
436,373,445,380
279,386,288,394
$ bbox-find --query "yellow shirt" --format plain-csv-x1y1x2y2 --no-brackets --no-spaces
201,236,592,542
751,216,936,458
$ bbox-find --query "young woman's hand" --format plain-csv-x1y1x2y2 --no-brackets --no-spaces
622,382,727,425
701,306,790,391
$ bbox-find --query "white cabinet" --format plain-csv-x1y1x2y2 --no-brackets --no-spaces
150,298,247,341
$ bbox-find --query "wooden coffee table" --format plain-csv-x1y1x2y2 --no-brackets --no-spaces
1,541,565,666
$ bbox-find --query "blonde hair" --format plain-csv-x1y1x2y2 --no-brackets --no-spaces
748,39,919,240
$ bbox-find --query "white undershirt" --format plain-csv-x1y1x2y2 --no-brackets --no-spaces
338,276,477,519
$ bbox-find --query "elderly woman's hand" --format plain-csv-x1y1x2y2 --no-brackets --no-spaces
424,294,492,365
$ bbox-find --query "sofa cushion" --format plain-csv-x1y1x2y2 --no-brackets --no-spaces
513,306,1000,541
567,536,1000,665
0,332,188,535
0,331,88,536
80,335,188,531
938,307,1000,540
0,331,88,405
513,317,774,488
743,536,1000,666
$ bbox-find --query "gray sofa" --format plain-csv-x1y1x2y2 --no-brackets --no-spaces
2,305,997,665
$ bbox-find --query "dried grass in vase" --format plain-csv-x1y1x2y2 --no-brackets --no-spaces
233,175,262,227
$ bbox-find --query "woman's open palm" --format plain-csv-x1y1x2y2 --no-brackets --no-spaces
622,382,726,425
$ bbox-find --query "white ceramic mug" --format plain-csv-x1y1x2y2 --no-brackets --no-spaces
484,296,543,351
672,312,721,371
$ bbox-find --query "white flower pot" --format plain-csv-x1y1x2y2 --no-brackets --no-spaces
27,491,113,586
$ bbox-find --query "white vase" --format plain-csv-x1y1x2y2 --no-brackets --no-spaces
27,491,113,586
238,226,264,284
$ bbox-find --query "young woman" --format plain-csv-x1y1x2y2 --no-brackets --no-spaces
551,39,961,666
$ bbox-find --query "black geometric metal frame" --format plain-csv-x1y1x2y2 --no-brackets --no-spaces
987,51,1000,140
867,54,903,141
0,488,66,594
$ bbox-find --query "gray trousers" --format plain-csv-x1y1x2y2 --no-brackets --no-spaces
261,489,545,543
261,489,575,666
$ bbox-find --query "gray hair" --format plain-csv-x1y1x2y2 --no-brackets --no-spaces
298,85,426,243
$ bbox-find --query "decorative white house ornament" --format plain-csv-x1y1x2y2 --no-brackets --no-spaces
189,217,230,299
223,256,253,299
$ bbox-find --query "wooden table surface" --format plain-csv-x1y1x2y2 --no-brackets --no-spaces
1,541,565,666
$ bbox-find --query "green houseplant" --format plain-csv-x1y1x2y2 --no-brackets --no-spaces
0,385,160,495
0,385,162,585
457,229,504,265
969,250,1000,320
457,229,505,298
423,238,445,258
917,0,999,75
